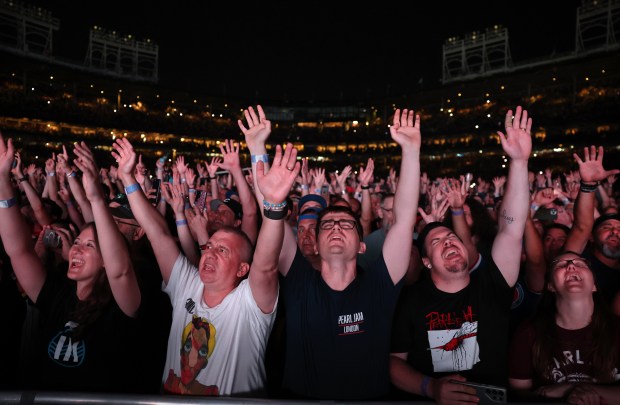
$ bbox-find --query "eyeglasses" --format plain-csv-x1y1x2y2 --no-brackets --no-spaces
551,258,590,270
114,218,140,227
319,218,356,230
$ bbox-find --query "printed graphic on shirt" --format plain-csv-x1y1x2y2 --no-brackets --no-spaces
550,350,595,383
425,305,479,372
48,321,84,367
164,315,219,395
337,311,365,335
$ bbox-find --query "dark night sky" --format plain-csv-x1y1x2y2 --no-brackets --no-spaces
34,1,580,103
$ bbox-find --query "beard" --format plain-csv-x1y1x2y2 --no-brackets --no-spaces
444,259,468,274
599,240,620,259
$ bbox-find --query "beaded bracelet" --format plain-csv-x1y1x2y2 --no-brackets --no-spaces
124,183,141,195
263,199,287,210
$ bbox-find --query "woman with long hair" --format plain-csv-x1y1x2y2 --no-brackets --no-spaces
0,134,142,392
509,250,620,404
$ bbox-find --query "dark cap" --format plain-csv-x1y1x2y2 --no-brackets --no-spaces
593,213,620,231
299,194,327,213
109,203,135,220
210,198,243,220
416,221,451,258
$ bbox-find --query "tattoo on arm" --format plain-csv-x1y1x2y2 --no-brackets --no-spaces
501,209,514,224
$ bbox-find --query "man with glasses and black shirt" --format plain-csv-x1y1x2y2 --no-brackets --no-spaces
240,105,422,400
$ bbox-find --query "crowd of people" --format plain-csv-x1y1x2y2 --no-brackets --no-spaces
0,104,618,404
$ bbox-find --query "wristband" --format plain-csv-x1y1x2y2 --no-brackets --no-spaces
67,171,77,178
180,178,187,183
47,172,56,177
18,177,28,183
531,203,540,211
580,181,598,193
66,201,73,207
251,154,269,164
421,376,431,397
301,184,309,190
451,208,464,215
0,197,16,209
340,189,347,195
188,188,196,193
124,183,141,195
361,185,371,190
263,208,287,220
175,219,188,226
314,188,321,194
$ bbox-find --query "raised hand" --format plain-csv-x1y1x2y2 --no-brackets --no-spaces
573,145,619,183
256,143,300,206
358,158,374,187
498,106,532,162
160,182,185,217
11,151,23,178
218,139,241,172
72,142,103,202
238,105,272,150
0,132,16,178
336,165,352,192
389,108,421,151
175,155,188,177
111,138,138,181
312,167,326,192
206,157,221,179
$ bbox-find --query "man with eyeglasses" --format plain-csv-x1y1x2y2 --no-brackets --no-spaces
390,106,533,402
241,105,422,400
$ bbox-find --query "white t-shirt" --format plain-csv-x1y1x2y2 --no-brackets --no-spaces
161,254,277,396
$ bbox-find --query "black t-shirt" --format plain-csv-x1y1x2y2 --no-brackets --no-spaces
34,273,140,392
583,250,620,305
281,249,404,400
391,258,513,389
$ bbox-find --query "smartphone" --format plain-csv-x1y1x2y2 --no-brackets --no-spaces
194,190,207,212
151,179,162,204
535,207,558,221
321,184,329,194
449,380,506,404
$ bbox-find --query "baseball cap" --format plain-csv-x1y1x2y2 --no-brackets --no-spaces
593,213,620,231
210,198,243,220
299,194,327,213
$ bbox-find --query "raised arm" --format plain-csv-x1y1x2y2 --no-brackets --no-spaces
239,105,297,276
445,178,479,267
73,142,140,317
358,158,374,237
564,146,619,253
161,182,200,267
217,139,258,244
491,106,532,286
112,138,180,285
0,133,47,302
383,109,421,284
58,144,94,223
251,143,300,313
